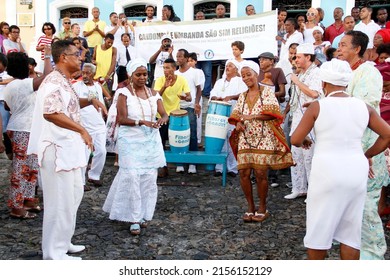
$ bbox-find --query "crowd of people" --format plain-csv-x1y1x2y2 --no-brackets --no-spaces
0,3,390,261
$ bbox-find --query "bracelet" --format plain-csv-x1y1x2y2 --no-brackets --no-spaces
135,120,139,126
44,55,51,59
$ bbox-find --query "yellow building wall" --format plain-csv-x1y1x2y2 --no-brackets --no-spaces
16,2,37,54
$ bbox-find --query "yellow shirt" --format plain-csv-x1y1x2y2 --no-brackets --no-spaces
83,20,107,48
94,46,113,79
154,75,190,117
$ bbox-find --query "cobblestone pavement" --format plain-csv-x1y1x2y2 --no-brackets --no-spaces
0,151,389,260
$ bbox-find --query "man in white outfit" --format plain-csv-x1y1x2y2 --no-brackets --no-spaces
73,63,108,190
285,43,322,199
27,40,104,260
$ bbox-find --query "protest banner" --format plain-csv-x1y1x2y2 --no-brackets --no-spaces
134,11,277,61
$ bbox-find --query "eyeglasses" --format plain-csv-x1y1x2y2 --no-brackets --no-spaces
306,12,316,17
63,52,80,57
64,22,71,24
11,31,20,34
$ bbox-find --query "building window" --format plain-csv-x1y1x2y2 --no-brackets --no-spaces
272,0,311,11
60,8,88,19
124,5,155,19
194,1,230,19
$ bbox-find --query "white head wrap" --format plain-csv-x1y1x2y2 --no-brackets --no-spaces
312,25,324,35
225,59,240,70
296,43,315,55
126,58,148,75
239,60,259,75
319,58,352,86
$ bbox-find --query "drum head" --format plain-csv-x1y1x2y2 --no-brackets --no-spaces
210,100,232,106
170,109,188,116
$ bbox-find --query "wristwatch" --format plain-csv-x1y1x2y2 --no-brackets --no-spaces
135,120,139,126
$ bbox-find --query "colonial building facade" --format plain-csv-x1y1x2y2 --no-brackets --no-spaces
1,0,389,60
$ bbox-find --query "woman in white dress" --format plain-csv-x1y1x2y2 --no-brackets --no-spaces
103,58,169,235
291,59,390,259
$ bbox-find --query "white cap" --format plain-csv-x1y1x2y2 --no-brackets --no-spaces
161,34,171,42
239,60,259,75
296,43,314,55
312,26,324,35
319,58,352,87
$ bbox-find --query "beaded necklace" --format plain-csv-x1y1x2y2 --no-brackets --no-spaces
130,82,154,134
351,59,364,71
55,68,78,97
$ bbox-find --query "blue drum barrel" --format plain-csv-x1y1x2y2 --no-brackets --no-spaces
168,109,190,154
204,101,232,170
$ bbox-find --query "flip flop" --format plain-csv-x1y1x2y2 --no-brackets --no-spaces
251,211,270,222
242,212,254,222
130,223,141,235
10,211,37,219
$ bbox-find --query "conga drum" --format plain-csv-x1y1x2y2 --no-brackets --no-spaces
168,109,190,154
204,101,232,170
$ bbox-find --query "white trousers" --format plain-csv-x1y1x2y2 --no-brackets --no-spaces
290,144,314,194
40,144,84,260
215,126,237,174
81,131,107,183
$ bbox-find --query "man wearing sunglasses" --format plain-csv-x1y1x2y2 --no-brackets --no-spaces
58,17,72,40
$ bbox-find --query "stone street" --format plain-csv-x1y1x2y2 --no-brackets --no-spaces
0,152,389,260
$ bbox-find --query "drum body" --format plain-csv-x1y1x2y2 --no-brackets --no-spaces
204,101,232,170
168,109,190,154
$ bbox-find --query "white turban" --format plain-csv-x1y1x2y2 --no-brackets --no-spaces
239,60,259,75
312,25,324,35
126,58,148,75
297,43,314,55
319,58,352,86
225,59,240,70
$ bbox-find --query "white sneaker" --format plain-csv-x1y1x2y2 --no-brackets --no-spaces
188,165,197,174
68,244,86,254
176,166,185,173
284,192,306,199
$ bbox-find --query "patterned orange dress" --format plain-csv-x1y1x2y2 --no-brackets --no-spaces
229,85,293,170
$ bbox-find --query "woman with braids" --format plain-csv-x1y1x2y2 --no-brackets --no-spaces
228,61,293,223
103,58,169,235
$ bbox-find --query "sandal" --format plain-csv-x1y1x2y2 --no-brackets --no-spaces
130,223,141,235
242,212,254,222
140,218,149,228
24,198,43,213
10,210,37,219
251,211,270,223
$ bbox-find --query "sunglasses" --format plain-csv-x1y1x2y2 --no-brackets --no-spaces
306,12,316,17
64,22,71,24
44,27,52,30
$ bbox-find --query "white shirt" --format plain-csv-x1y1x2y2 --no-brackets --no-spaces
354,20,381,49
280,30,303,61
3,39,26,54
116,44,137,67
276,58,293,102
27,70,87,171
175,67,201,109
210,76,247,109
0,71,11,101
3,78,35,132
104,25,134,48
73,81,106,134
153,51,170,81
